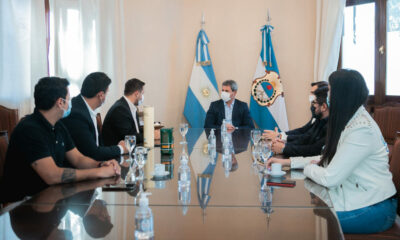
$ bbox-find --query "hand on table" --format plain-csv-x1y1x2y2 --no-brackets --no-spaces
226,123,235,131
118,140,128,153
271,139,285,154
100,159,121,176
265,157,291,168
263,127,280,140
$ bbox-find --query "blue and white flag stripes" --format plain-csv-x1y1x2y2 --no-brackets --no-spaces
189,144,217,211
184,30,219,131
250,25,289,131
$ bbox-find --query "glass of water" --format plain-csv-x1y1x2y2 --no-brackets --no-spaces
251,129,262,146
179,123,188,144
252,144,261,165
135,147,147,168
125,135,136,161
261,141,272,163
135,146,147,180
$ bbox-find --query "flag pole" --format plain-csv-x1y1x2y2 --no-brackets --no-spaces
201,12,205,29
267,8,271,25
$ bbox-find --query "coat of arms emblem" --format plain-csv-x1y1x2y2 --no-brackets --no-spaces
251,70,283,107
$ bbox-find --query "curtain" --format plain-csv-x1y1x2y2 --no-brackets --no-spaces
49,0,126,118
314,0,346,82
0,0,48,117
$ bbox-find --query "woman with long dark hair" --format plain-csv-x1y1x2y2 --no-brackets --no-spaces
304,69,397,234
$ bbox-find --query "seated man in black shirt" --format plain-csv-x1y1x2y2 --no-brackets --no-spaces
102,78,145,146
263,81,329,141
269,84,329,157
0,77,120,202
62,72,127,161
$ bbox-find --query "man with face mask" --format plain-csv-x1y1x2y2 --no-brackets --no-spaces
102,78,145,146
0,77,121,202
270,84,330,157
62,72,127,162
263,81,329,141
204,80,254,130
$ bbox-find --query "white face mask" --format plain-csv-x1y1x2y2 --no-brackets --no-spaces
309,95,316,103
138,94,144,106
221,91,231,102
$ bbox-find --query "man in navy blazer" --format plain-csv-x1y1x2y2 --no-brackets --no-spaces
102,78,144,146
62,72,127,161
204,80,254,129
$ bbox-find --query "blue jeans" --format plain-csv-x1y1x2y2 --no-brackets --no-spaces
336,197,398,234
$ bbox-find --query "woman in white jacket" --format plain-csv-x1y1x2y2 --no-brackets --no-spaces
269,69,397,233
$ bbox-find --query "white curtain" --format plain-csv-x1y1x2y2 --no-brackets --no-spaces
314,0,346,82
49,0,126,118
0,0,48,117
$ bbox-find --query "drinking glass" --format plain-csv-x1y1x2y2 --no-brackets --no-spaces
135,147,147,168
252,144,261,165
261,141,272,163
125,135,136,161
179,123,188,144
134,147,147,180
251,129,262,146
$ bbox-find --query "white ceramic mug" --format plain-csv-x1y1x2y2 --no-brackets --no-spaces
271,163,282,174
154,163,165,176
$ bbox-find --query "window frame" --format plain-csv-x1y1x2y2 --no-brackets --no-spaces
340,0,400,106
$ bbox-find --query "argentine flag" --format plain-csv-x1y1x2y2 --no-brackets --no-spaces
184,29,219,132
189,147,217,212
250,25,289,131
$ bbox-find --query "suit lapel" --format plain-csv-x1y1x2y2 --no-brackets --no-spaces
219,100,225,120
232,100,240,126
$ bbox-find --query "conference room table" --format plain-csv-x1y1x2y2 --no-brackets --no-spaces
0,128,344,239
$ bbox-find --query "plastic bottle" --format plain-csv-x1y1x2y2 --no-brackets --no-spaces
208,129,216,148
178,162,191,190
135,193,154,240
221,119,227,133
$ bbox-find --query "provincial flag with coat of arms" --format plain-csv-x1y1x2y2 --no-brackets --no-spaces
250,25,289,132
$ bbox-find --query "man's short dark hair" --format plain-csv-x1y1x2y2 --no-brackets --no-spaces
314,85,329,106
311,81,329,88
34,77,69,111
81,72,111,98
124,78,145,96
222,80,238,92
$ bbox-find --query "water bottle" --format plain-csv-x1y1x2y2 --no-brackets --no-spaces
178,162,191,190
208,129,216,148
221,119,227,133
135,193,154,240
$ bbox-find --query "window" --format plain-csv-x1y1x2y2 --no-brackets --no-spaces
45,0,99,98
341,0,400,105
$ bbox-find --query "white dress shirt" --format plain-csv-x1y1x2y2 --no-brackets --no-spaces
303,106,396,211
124,96,140,133
224,99,235,125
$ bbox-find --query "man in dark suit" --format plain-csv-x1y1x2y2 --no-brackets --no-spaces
204,80,254,130
263,81,329,141
270,84,329,158
102,78,145,146
62,72,127,161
